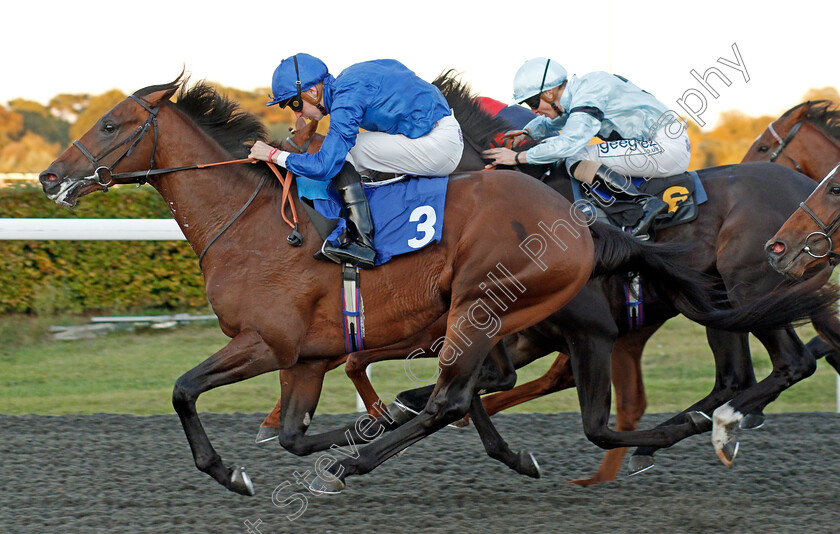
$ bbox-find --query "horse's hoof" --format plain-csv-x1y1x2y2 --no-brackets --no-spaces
716,441,739,468
628,455,655,475
686,410,713,431
229,466,255,496
740,413,765,430
385,401,417,426
255,426,279,444
518,451,541,479
309,474,345,495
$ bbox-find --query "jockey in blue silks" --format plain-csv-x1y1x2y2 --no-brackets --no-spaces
249,53,463,269
483,57,691,237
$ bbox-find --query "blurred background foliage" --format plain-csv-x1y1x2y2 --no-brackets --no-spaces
0,187,206,315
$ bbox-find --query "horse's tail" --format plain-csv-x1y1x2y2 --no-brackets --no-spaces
589,221,840,331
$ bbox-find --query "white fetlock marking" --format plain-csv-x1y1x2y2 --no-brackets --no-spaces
303,412,311,427
711,403,743,451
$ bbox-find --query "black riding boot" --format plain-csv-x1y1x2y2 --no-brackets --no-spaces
591,164,669,237
321,163,377,269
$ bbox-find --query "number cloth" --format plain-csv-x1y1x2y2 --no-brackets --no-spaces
302,176,448,266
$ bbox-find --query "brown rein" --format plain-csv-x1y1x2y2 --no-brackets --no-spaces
194,157,302,268
193,157,299,228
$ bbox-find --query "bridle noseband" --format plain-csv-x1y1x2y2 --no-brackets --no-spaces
794,163,840,265
767,119,804,173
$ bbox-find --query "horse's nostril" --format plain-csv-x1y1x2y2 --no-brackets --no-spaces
769,242,786,255
39,171,58,183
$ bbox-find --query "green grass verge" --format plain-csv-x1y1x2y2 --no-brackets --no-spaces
0,314,836,415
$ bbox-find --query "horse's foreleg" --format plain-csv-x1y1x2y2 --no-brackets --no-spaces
809,309,840,374
257,356,346,444
172,329,282,496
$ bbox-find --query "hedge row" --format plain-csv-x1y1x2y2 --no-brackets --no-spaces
0,185,207,314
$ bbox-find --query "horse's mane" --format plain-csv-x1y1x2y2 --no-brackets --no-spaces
782,100,840,142
432,69,511,149
134,75,268,160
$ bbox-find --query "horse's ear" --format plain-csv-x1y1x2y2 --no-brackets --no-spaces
141,70,186,107
143,86,179,107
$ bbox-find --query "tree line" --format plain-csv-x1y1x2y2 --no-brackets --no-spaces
1,84,837,173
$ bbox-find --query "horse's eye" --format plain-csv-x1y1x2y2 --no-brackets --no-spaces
102,123,116,133
830,185,840,195
758,146,769,153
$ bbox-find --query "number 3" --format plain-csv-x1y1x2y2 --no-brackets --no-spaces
407,205,437,249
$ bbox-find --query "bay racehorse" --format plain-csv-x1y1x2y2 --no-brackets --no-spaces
38,77,833,494
742,99,840,371
742,100,840,182
766,163,840,277
39,78,593,495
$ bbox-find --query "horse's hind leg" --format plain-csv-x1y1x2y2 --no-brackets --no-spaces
390,342,520,427
346,317,449,420
309,329,499,493
570,325,659,486
481,352,575,416
469,392,540,478
273,360,407,457
256,397,284,443
711,326,814,466
629,327,759,472
172,329,283,496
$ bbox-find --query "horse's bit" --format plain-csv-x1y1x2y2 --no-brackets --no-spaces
795,166,840,265
767,119,804,173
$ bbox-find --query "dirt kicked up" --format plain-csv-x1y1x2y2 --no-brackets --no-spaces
2,412,839,533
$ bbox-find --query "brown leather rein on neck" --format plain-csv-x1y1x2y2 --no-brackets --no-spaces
196,159,302,268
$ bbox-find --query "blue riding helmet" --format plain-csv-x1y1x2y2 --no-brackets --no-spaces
267,53,330,107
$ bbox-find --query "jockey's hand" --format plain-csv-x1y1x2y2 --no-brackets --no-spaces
501,129,530,146
249,140,276,162
482,147,521,168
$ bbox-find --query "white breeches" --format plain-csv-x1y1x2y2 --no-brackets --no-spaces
567,125,691,179
346,114,464,177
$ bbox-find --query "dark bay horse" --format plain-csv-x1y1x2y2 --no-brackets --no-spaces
38,78,830,495
430,75,840,478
